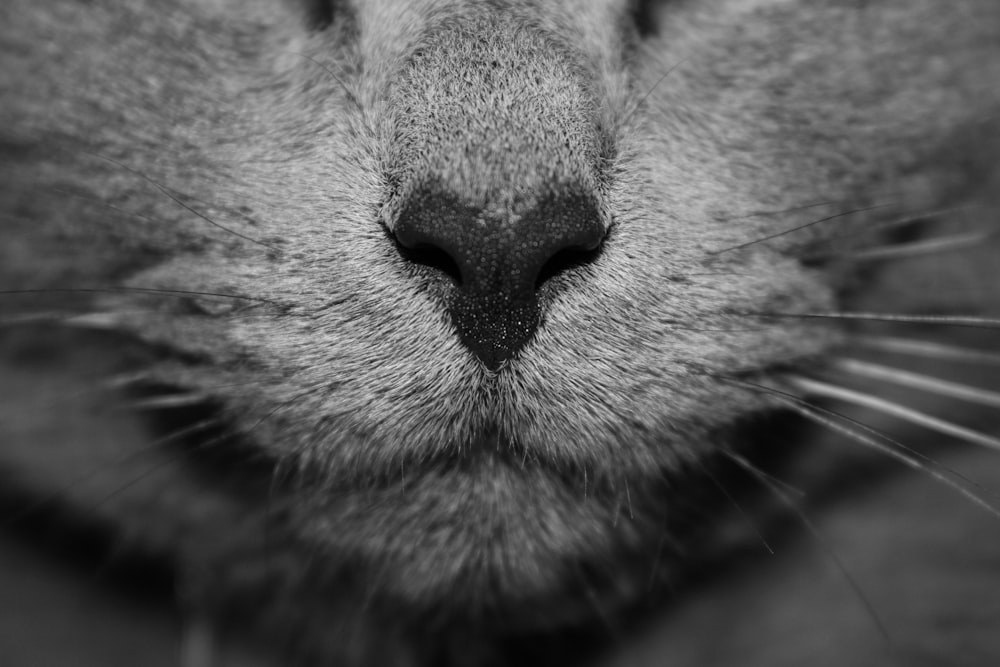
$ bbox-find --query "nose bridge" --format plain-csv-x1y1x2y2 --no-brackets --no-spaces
383,10,607,215
357,0,630,101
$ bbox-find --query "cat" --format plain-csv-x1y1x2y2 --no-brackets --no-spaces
1,0,999,665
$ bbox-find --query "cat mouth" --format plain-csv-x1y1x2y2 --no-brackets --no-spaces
135,395,678,616
288,438,678,625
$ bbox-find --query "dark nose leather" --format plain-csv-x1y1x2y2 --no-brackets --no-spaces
394,185,605,370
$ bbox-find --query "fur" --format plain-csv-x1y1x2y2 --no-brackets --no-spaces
1,0,999,664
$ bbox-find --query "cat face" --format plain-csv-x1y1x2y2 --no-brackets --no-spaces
1,0,999,660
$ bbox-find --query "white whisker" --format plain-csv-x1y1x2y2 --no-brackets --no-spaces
722,377,1000,519
787,376,1000,452
835,230,993,262
0,287,278,305
103,372,156,389
844,205,971,236
746,312,1000,328
0,311,125,329
0,312,69,328
855,335,1000,366
832,358,1000,409
116,394,213,411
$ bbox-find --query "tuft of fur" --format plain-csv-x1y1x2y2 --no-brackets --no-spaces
1,0,999,665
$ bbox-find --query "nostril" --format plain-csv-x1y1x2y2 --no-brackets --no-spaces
395,239,464,286
535,243,604,291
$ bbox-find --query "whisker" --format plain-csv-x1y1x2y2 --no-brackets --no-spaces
85,430,240,516
742,311,1000,329
79,151,277,250
721,377,1000,517
1,374,239,422
115,393,214,411
85,388,312,517
855,335,1000,366
0,311,109,329
725,451,894,651
831,358,1000,409
168,191,273,237
0,308,274,331
817,206,969,244
49,186,170,227
684,272,754,278
823,230,994,262
717,200,837,222
282,51,364,115
103,372,156,389
111,378,276,412
695,459,774,555
0,287,280,305
708,204,891,255
673,325,772,333
621,58,689,127
786,375,1000,452
8,376,155,412
3,419,221,527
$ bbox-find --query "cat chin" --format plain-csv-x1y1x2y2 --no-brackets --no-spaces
293,452,671,625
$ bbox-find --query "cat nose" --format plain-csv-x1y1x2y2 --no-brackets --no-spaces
393,184,606,370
